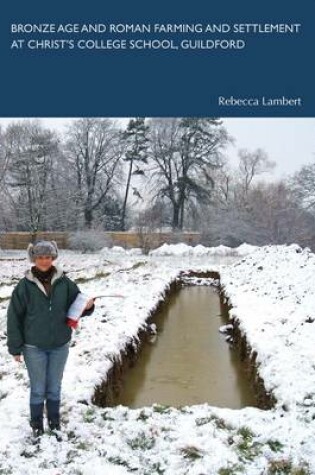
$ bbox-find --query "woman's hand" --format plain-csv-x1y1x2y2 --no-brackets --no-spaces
14,355,22,363
84,298,95,310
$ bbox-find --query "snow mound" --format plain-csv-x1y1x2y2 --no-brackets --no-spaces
220,243,315,409
126,247,143,255
149,242,256,257
149,243,193,256
109,246,127,254
235,243,258,255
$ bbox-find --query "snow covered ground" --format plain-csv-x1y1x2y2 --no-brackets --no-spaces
0,243,314,474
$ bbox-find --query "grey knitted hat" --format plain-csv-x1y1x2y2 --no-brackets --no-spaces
27,240,58,263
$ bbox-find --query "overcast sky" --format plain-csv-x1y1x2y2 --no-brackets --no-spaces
0,117,314,181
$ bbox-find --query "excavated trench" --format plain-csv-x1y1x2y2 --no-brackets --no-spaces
92,270,276,410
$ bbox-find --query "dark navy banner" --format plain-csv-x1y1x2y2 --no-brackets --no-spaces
0,0,314,117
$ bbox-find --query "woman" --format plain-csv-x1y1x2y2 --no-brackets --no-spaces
6,240,95,439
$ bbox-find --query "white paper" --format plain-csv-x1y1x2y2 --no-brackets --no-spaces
67,293,90,321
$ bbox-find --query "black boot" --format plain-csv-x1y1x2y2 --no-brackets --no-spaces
46,400,62,441
30,403,44,439
30,420,44,438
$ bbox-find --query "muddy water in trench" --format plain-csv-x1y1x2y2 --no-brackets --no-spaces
116,285,257,409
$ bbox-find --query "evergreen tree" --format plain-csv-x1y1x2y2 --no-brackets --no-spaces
177,118,230,229
149,118,230,230
120,118,149,230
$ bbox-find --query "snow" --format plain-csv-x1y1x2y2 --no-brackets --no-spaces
221,244,315,411
149,243,193,256
106,245,127,254
235,243,259,256
149,242,258,257
0,243,314,473
219,324,233,334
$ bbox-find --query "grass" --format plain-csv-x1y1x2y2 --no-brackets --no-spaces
267,439,285,452
144,462,165,474
107,456,138,472
76,441,91,450
195,415,214,426
74,270,111,283
107,455,130,467
137,409,150,421
65,449,79,464
180,445,204,460
235,426,262,462
237,426,255,439
177,405,193,414
101,410,116,421
210,414,234,430
267,459,310,474
20,443,41,459
218,464,245,474
126,431,156,450
83,407,96,423
152,404,171,414
130,261,146,270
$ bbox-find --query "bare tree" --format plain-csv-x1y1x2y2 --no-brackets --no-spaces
2,121,59,233
290,162,315,210
245,181,307,244
199,176,315,248
237,148,276,200
65,118,123,228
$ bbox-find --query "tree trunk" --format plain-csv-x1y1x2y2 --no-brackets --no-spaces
84,203,93,229
120,159,133,231
84,196,93,229
179,202,184,230
172,204,180,230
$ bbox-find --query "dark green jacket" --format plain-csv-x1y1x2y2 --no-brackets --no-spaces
7,265,94,355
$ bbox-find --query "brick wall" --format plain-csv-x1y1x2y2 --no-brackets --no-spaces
0,231,201,250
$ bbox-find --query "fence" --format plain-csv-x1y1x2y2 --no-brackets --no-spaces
0,231,201,250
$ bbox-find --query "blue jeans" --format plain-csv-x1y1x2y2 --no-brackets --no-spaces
22,342,70,405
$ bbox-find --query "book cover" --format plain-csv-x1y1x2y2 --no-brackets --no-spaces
1,0,315,473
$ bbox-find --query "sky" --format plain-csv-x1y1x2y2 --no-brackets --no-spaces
0,117,314,181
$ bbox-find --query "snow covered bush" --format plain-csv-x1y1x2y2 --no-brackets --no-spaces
68,229,113,253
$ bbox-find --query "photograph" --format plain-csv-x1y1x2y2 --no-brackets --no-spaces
1,116,315,474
